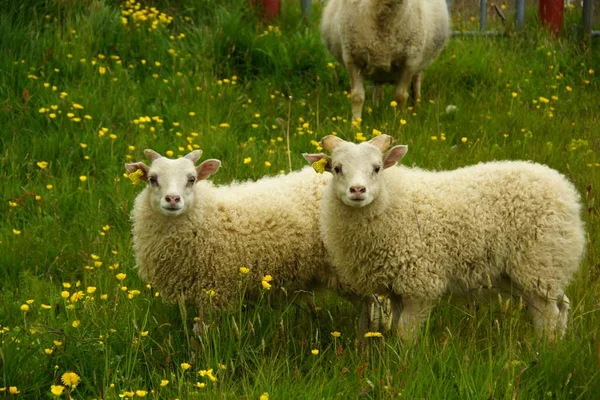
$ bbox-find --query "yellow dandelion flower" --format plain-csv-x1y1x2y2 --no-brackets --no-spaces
41,304,52,310
135,390,147,397
312,158,328,174
400,119,407,126
61,371,80,388
311,349,319,355
60,291,70,299
239,266,250,274
461,137,468,143
261,280,272,290
20,304,29,312
9,387,20,395
331,331,341,338
99,66,106,75
128,169,144,185
243,157,252,164
86,286,96,294
511,92,518,98
44,348,53,355
181,363,191,370
37,161,49,169
116,273,126,280
196,382,206,388
13,229,21,235
364,331,383,338
72,320,80,328
390,100,398,108
263,275,273,282
160,380,169,387
72,103,84,109
260,393,269,400
539,96,550,104
219,123,230,128
165,150,174,157
50,385,65,396
79,175,87,182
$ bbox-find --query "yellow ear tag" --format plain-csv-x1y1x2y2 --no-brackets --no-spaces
312,158,328,174
128,168,144,185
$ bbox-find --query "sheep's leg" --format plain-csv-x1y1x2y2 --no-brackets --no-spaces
391,296,431,342
410,71,423,105
526,292,564,341
348,64,365,120
557,294,571,338
349,295,372,340
393,69,415,109
372,84,384,107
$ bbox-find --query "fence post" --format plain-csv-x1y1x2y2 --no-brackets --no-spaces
301,0,311,19
515,0,525,31
583,0,593,38
480,0,487,31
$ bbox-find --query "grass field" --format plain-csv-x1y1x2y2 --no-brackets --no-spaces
1,0,599,398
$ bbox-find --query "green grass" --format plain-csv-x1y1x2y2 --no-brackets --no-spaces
1,0,599,398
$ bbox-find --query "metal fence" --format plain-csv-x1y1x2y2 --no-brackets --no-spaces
300,0,599,38
445,0,599,37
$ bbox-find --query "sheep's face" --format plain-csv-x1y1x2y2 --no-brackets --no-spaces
304,135,407,208
125,149,221,217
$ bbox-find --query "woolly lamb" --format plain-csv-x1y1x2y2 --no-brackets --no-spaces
125,149,386,332
320,0,451,119
304,135,585,341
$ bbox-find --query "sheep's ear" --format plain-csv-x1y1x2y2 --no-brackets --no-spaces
368,134,395,151
319,135,345,152
383,145,408,169
197,159,221,180
303,153,332,173
184,150,203,163
144,149,162,162
125,162,149,181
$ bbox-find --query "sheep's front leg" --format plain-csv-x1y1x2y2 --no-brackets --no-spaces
391,296,431,342
347,63,365,120
394,68,415,109
410,71,423,105
526,292,566,341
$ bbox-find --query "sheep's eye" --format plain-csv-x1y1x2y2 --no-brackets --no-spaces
374,166,381,174
149,176,158,185
187,176,196,185
333,166,342,174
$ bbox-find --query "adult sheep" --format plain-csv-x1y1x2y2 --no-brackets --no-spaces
320,0,451,119
125,149,386,333
304,135,585,341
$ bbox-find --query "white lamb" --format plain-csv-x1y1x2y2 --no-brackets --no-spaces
320,0,451,119
125,149,386,333
304,135,585,341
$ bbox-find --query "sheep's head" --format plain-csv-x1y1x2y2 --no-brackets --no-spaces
125,149,221,216
303,135,407,208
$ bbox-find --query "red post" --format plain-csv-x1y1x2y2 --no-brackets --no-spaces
539,0,564,36
250,0,281,21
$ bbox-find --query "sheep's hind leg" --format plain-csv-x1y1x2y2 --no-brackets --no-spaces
348,64,365,120
372,84,384,107
391,295,431,342
394,69,415,109
410,71,423,106
526,291,564,341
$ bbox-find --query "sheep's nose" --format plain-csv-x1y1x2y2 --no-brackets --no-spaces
349,186,366,194
165,195,181,205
